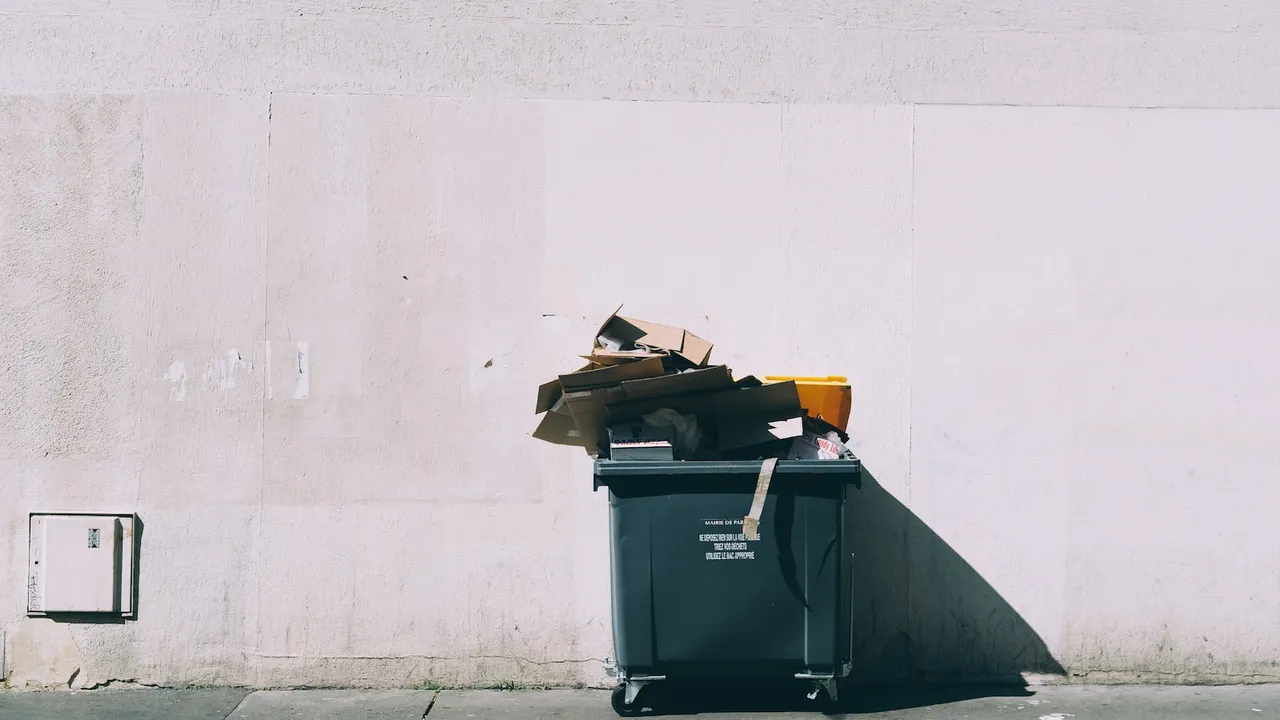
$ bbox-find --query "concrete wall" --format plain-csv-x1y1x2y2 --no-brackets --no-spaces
2,1,1279,688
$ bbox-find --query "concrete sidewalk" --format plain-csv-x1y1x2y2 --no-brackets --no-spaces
0,684,1277,719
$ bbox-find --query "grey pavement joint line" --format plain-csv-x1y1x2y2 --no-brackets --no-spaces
223,690,253,720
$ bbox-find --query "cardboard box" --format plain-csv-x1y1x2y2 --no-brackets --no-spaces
532,308,721,453
605,380,804,453
591,306,713,367
608,423,676,461
563,365,735,453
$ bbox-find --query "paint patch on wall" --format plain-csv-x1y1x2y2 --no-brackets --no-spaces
163,360,187,401
160,350,260,401
5,618,81,689
294,342,310,399
223,349,249,390
199,350,254,393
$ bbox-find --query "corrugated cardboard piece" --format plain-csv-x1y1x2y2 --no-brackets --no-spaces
532,307,810,458
532,398,582,447
532,308,723,454
564,366,735,453
592,306,713,367
604,380,801,426
559,356,665,392
533,306,857,560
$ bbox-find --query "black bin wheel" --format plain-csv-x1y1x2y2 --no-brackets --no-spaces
807,684,838,713
611,684,640,716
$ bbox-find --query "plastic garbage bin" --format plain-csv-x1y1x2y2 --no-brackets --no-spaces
594,458,861,716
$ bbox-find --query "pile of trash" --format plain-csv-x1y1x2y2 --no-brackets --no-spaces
533,307,854,462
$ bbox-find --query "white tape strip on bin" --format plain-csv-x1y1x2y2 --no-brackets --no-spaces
742,458,778,541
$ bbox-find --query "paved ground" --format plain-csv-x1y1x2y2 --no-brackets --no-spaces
0,684,1278,719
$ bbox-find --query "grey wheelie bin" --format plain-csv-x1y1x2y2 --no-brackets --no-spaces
594,458,861,716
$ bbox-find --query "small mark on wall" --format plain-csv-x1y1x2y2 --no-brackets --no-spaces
294,342,310,399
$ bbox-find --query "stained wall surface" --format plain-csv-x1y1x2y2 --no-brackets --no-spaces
2,1,1279,687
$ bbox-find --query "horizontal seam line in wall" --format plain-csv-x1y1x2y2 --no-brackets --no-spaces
0,13,1272,35
2,87,1280,111
74,90,1280,111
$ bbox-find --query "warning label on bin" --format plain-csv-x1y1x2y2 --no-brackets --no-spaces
699,518,760,561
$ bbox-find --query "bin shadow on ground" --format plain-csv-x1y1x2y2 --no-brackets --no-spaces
635,679,1036,717
640,467,1063,716
847,469,1064,686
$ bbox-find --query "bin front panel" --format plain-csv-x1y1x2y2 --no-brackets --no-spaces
608,472,845,674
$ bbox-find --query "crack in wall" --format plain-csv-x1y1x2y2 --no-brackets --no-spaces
80,677,166,690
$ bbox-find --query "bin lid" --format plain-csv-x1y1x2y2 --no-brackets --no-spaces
593,459,861,489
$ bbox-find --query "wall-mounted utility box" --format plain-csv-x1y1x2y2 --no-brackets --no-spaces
28,513,137,618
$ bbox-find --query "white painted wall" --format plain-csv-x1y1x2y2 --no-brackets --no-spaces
2,1,1279,688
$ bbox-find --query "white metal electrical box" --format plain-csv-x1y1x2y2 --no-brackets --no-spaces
28,513,137,617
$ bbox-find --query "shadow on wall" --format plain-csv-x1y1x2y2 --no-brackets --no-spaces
848,468,1064,691
623,468,1063,717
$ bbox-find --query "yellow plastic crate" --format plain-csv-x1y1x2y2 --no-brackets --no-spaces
763,375,851,432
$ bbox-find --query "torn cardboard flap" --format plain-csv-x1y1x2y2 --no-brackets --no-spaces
563,386,628,453
558,355,665,391
581,350,666,366
618,366,735,402
535,378,563,414
534,351,663,416
536,361,598,413
532,397,584,447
